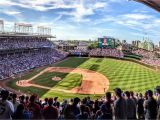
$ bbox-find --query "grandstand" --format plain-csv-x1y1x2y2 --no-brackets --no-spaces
0,20,67,80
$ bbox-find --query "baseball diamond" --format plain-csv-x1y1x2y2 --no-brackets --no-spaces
4,57,160,100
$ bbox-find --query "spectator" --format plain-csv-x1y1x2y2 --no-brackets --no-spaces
124,91,136,119
19,95,25,105
8,93,13,101
99,92,113,119
27,95,41,119
114,88,127,119
93,100,100,114
61,99,68,110
85,106,91,119
130,91,137,104
42,97,48,108
130,91,137,118
11,93,19,111
98,103,112,119
53,97,60,108
63,104,75,119
137,93,144,119
105,92,113,112
71,97,80,116
13,104,25,119
76,104,89,119
43,98,58,119
144,90,157,119
25,96,29,107
0,90,14,119
1,87,160,119
95,110,102,119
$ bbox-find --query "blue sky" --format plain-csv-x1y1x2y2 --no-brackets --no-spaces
0,0,160,44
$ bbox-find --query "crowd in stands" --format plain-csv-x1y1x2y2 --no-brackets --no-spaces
89,48,124,58
69,49,89,56
0,37,68,80
0,49,67,80
69,47,160,66
1,87,160,119
132,49,156,59
141,58,160,67
132,49,160,66
69,48,124,58
0,37,54,50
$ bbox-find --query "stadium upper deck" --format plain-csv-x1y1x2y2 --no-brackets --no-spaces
0,32,55,38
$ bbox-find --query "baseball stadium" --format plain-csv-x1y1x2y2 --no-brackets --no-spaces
1,21,160,100
1,0,160,119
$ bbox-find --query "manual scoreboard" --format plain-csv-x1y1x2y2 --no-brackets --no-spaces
98,37,116,48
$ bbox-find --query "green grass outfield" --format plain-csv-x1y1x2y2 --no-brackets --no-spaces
7,57,160,100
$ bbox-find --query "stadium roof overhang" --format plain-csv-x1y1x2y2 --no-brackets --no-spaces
0,32,56,38
132,0,160,12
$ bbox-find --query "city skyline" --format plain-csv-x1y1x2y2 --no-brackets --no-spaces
0,0,160,44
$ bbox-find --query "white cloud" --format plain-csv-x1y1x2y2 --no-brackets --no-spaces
94,2,107,9
0,6,24,22
74,2,94,19
0,0,106,12
0,0,107,22
93,12,160,39
2,10,21,15
123,13,153,20
0,0,70,11
58,0,107,22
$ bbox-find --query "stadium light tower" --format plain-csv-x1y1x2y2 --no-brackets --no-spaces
37,26,51,35
0,20,4,32
14,23,33,34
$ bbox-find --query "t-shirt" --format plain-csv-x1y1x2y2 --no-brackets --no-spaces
42,102,48,108
71,104,80,116
53,101,60,107
114,97,127,119
126,98,136,119
145,97,157,119
43,106,58,119
0,99,14,119
27,102,41,119
10,100,20,111
137,98,144,114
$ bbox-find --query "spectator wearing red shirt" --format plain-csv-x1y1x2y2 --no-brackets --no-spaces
43,98,58,119
27,95,41,119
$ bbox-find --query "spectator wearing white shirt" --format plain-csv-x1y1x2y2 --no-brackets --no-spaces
0,90,14,119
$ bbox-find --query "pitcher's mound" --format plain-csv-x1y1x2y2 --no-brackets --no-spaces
52,76,62,81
